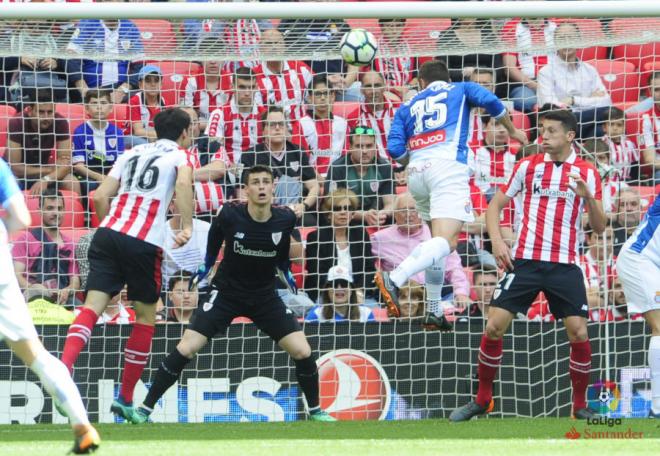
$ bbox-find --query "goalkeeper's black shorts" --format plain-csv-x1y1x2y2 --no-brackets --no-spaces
489,259,589,319
188,285,301,342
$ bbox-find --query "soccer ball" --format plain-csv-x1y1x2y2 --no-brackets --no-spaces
598,389,611,404
339,29,378,66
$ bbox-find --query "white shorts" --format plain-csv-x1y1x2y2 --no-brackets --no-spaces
0,252,38,342
616,248,660,315
406,159,475,223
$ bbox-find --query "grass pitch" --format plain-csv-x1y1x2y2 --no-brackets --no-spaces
0,419,658,456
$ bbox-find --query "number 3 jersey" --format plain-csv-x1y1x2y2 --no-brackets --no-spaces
388,80,507,165
208,202,296,299
100,139,193,249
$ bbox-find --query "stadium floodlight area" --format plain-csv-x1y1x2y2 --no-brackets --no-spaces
0,1,658,424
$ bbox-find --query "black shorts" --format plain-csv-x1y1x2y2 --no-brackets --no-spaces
189,287,301,342
86,227,163,303
490,259,589,319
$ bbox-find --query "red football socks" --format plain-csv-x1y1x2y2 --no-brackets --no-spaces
570,340,592,411
61,307,97,372
476,334,503,408
119,323,155,404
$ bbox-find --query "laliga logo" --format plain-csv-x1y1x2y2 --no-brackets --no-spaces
317,349,391,420
587,380,620,413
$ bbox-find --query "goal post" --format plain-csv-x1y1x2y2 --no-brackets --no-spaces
0,1,657,424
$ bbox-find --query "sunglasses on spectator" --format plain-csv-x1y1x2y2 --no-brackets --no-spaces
330,280,350,289
352,127,376,136
333,204,353,212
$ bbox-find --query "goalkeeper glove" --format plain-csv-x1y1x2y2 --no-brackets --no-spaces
276,267,298,294
189,264,211,290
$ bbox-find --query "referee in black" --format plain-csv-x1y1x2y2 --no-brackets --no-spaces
131,165,335,422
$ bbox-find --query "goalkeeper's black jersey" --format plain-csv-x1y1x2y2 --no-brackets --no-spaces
207,202,295,299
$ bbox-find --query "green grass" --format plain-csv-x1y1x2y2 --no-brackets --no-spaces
0,419,658,456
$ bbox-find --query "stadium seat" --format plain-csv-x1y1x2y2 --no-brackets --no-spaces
145,60,203,105
55,103,86,137
510,109,532,139
23,190,85,228
345,19,381,39
586,59,641,104
556,18,608,61
641,60,660,90
333,101,360,120
0,104,16,150
610,18,660,70
625,111,643,143
133,19,178,54
403,18,450,52
111,103,129,126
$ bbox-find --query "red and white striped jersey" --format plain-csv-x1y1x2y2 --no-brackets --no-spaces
101,139,193,249
504,151,602,264
468,109,485,149
351,99,399,160
254,61,313,121
579,251,616,289
603,135,639,182
204,98,264,164
179,73,232,121
373,39,416,89
224,19,261,65
640,106,660,162
296,114,349,176
189,145,224,214
472,146,517,195
125,92,168,136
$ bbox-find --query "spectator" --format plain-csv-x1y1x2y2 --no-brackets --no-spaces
468,266,498,318
7,90,80,194
241,106,319,221
601,107,639,184
467,68,499,149
295,74,349,178
74,228,95,290
580,224,616,313
179,106,226,217
163,198,210,289
166,272,198,324
5,20,74,103
67,18,144,103
436,19,502,88
255,29,313,121
472,114,516,201
537,22,611,139
611,187,642,255
580,138,624,214
371,193,471,309
351,70,399,160
398,280,425,319
72,89,125,197
325,126,395,226
124,65,168,147
179,37,231,132
304,188,376,303
305,265,374,322
639,71,660,182
11,186,80,308
501,18,558,113
205,67,264,167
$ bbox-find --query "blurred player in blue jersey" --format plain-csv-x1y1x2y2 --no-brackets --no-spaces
617,193,660,417
375,60,528,331
0,160,100,454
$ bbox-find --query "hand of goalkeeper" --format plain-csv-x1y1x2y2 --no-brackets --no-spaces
189,264,211,291
276,267,298,294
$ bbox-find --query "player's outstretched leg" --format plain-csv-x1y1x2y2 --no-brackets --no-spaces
373,271,401,317
422,261,453,332
61,306,100,372
450,308,511,422
279,332,336,422
8,339,100,454
132,329,206,424
564,317,599,419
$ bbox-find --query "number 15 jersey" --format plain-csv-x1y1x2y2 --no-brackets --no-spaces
388,80,507,165
100,139,193,249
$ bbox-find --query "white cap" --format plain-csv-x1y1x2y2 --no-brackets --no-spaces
325,265,353,284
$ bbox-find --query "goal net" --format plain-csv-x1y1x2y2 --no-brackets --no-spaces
0,1,657,424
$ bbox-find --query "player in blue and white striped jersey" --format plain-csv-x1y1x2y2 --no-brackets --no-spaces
375,60,528,331
617,193,660,418
0,159,99,453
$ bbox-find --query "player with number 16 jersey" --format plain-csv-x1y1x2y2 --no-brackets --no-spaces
61,108,195,422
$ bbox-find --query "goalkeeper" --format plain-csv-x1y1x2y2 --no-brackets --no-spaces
126,165,335,423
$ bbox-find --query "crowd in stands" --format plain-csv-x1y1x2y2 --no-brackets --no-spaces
1,8,659,325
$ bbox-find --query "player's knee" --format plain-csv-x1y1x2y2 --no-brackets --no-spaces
567,327,589,342
484,322,505,340
288,343,312,361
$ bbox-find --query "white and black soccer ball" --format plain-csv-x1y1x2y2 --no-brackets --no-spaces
339,29,378,66
598,389,611,404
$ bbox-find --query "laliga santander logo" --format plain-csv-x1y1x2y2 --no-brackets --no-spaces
316,349,391,420
587,380,620,413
